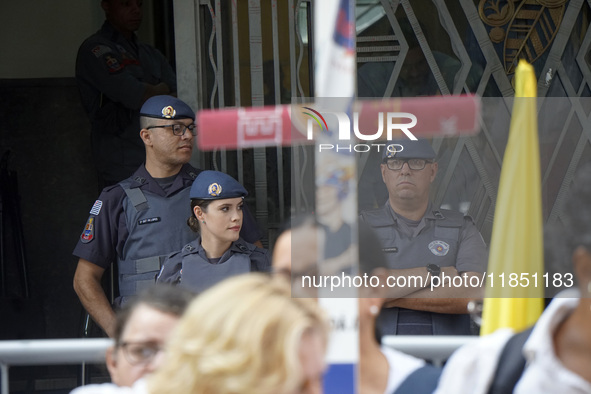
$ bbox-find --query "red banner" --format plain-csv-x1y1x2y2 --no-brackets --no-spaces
196,95,480,150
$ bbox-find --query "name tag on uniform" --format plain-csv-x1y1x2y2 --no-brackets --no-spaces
382,247,398,253
138,217,161,225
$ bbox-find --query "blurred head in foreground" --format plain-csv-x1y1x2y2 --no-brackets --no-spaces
148,273,330,394
106,284,195,386
272,215,322,276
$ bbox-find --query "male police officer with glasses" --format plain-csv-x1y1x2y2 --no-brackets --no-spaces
73,95,261,338
360,139,487,336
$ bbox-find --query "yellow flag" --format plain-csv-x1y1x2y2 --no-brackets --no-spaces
480,60,544,336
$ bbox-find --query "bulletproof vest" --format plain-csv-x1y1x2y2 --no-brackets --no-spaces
362,205,472,335
116,179,195,304
177,242,253,294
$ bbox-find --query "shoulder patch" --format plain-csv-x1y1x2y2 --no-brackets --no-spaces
91,45,112,58
89,200,103,216
80,217,95,244
104,54,123,73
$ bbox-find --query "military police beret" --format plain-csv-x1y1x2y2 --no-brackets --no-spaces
190,170,248,200
140,95,195,120
382,139,436,161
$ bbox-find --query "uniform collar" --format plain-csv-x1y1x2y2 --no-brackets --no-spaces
101,21,138,45
229,238,251,254
181,236,250,260
385,201,435,222
523,290,579,360
384,202,398,224
128,164,151,188
178,164,200,183
128,164,199,196
386,201,435,238
423,203,442,220
166,164,199,196
520,290,591,391
181,237,204,257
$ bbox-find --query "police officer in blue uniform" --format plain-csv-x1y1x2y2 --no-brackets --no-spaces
360,139,487,336
76,0,176,187
73,96,261,337
157,171,271,293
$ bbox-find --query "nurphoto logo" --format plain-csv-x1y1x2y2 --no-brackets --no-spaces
303,108,418,152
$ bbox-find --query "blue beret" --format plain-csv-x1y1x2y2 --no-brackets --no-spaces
190,170,248,200
382,139,436,161
140,95,195,120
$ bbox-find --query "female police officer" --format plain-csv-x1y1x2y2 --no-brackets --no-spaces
157,171,270,292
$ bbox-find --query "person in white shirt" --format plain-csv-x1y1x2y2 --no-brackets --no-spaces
435,163,591,394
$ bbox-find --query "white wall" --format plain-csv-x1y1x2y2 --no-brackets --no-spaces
0,0,155,79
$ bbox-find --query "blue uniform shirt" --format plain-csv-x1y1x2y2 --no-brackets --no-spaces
361,202,487,335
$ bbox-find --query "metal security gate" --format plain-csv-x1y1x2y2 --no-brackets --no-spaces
173,0,591,255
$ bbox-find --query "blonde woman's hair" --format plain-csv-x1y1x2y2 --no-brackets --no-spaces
147,273,330,394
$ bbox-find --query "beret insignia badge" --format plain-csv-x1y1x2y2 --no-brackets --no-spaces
161,106,176,119
208,183,222,197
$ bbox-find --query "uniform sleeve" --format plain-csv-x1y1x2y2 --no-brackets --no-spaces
240,203,262,244
72,187,128,270
156,251,183,285
150,47,177,92
455,216,488,274
76,40,146,110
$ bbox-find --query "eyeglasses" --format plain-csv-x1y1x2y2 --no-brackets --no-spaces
385,158,432,171
119,341,164,365
146,123,196,136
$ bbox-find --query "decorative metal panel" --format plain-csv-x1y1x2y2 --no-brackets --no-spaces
174,0,591,259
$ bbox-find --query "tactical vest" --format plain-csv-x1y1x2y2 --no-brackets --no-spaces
177,241,255,294
362,205,472,335
116,179,195,304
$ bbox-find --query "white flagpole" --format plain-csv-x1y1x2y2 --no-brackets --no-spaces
313,1,358,393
